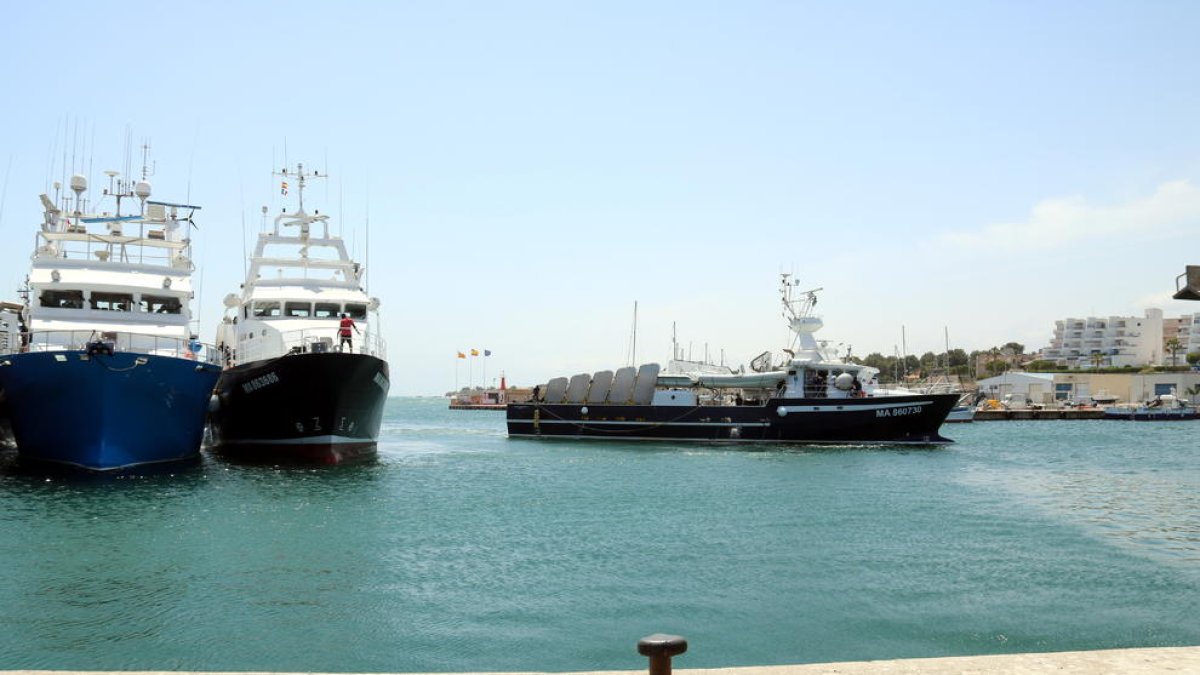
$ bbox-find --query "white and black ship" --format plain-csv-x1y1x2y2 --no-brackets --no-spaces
508,276,958,445
208,165,389,464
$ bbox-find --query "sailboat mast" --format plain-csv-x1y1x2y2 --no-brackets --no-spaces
632,301,638,366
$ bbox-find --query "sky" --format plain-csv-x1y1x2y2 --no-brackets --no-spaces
2,1,1200,395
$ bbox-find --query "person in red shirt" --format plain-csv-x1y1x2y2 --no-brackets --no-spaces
338,313,359,353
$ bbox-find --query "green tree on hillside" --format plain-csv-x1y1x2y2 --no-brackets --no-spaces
1003,342,1025,355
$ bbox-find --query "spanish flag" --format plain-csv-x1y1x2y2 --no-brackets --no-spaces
456,351,466,359
470,348,480,356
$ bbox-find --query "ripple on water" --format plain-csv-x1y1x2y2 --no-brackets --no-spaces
0,402,1198,671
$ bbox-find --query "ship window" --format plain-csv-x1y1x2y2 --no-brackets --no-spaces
314,302,340,319
253,301,281,317
91,292,134,312
345,303,367,320
142,294,181,314
285,301,312,318
40,289,84,309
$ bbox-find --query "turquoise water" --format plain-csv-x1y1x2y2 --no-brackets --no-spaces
0,398,1197,672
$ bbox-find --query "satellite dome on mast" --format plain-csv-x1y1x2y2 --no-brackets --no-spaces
69,174,87,195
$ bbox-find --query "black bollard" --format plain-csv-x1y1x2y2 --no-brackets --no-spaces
638,633,687,675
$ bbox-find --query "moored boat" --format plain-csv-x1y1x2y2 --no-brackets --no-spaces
508,276,958,445
0,153,221,471
207,164,389,464
945,401,977,423
1103,394,1198,421
0,301,20,448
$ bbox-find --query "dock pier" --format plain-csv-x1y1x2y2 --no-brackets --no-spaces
973,408,1106,420
7,645,1199,675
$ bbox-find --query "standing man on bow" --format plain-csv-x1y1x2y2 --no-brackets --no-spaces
338,312,360,353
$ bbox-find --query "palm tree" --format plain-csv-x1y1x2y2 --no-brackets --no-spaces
1166,337,1183,367
1089,351,1104,369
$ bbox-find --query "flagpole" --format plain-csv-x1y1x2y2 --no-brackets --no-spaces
455,353,459,392
469,352,473,390
483,353,488,391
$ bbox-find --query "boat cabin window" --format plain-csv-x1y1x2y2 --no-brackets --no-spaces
253,301,281,318
142,294,182,314
40,289,84,309
285,301,312,318
90,292,134,312
345,303,367,320
314,302,340,319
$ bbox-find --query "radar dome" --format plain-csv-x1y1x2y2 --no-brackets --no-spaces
135,180,152,199
223,293,240,309
834,373,855,391
69,174,87,194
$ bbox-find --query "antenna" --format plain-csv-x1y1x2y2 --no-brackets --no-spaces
44,117,60,195
140,140,154,180
365,170,370,296
186,127,199,204
87,122,95,213
60,117,68,211
0,154,12,234
624,301,639,366
239,169,249,279
633,301,638,365
70,118,78,189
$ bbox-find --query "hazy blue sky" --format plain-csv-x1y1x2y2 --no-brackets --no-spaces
3,1,1199,394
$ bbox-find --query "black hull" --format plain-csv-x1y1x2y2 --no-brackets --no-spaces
208,352,390,464
507,393,959,445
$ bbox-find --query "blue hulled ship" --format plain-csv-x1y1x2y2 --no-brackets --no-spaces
0,151,221,471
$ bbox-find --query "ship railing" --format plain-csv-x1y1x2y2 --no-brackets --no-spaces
2,330,221,365
235,327,387,364
34,229,192,269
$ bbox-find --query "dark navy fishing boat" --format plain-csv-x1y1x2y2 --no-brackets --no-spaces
0,153,221,471
508,276,958,445
208,164,389,464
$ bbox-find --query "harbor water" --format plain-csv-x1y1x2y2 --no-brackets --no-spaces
0,397,1197,672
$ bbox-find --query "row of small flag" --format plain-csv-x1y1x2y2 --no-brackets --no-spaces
457,349,492,358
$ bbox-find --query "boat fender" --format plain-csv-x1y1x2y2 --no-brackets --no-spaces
208,394,221,413
834,373,855,391
777,407,788,417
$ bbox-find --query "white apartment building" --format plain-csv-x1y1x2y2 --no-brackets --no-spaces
1041,309,1163,368
1176,313,1200,359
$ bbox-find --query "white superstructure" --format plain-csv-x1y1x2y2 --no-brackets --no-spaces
658,275,883,398
215,164,384,366
8,153,211,360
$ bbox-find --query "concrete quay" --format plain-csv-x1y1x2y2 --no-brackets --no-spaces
9,647,1200,675
973,408,1106,420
